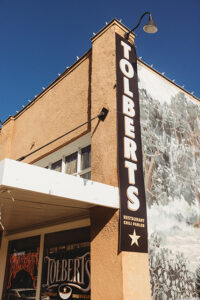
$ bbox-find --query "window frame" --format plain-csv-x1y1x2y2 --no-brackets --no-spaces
34,134,91,179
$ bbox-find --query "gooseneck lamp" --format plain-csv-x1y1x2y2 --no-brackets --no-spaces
125,12,158,39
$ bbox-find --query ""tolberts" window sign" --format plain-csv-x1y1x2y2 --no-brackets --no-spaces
116,33,148,253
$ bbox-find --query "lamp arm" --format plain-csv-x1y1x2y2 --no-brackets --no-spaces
125,11,151,39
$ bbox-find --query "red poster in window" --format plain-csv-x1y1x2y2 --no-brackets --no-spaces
7,248,39,290
4,236,40,300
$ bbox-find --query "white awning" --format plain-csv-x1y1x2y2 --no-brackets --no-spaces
0,159,119,234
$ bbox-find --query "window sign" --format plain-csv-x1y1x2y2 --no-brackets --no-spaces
41,227,90,300
3,236,40,300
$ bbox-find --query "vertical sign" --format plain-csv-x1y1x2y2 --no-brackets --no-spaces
116,33,148,253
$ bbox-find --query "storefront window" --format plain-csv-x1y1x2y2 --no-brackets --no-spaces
3,235,40,300
41,227,90,300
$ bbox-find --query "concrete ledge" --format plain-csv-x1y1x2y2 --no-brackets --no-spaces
0,159,119,209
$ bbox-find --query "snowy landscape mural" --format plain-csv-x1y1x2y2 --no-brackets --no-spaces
138,63,200,300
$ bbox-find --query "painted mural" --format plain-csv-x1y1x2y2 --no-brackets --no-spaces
138,63,200,300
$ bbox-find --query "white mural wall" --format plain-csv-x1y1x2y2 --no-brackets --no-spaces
138,62,200,300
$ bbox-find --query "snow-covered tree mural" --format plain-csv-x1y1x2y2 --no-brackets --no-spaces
138,63,200,300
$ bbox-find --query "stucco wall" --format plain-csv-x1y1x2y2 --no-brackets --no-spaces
91,23,118,187
0,118,15,160
90,21,151,300
0,54,91,163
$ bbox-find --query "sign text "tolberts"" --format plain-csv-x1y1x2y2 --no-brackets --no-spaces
119,41,140,212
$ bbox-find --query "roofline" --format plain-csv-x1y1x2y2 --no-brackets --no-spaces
91,18,135,43
138,58,200,104
1,19,134,125
1,48,92,126
1,19,199,127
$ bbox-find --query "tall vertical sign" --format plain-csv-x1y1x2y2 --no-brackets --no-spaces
116,33,148,253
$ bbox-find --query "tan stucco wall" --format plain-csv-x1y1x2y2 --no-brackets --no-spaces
90,207,123,300
91,22,128,187
90,22,123,300
122,252,151,299
90,21,151,300
0,54,91,163
0,118,15,160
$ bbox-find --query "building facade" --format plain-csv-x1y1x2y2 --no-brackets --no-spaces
0,19,200,300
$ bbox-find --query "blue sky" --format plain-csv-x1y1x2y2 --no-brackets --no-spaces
0,0,199,122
